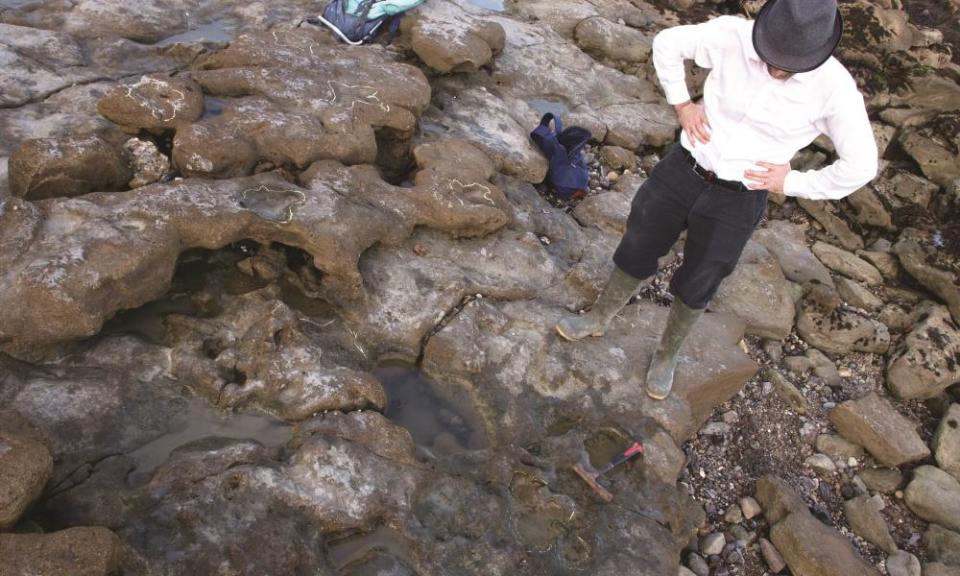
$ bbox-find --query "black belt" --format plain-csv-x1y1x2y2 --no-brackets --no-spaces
679,147,749,192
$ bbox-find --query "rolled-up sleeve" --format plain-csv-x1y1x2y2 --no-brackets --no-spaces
651,16,739,106
783,83,878,201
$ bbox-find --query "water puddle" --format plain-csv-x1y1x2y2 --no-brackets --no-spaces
128,400,291,484
418,120,450,141
0,0,37,8
101,295,196,345
327,525,411,571
528,98,570,119
156,19,236,47
465,0,506,12
373,363,487,453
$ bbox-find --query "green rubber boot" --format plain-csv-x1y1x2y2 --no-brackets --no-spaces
645,298,703,400
556,266,641,342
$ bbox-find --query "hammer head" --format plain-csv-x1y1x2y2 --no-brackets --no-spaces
573,463,613,502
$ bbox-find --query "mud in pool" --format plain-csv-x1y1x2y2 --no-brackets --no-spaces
127,399,292,485
374,362,489,454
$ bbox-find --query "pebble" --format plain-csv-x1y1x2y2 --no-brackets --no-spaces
700,532,726,556
724,504,743,524
805,453,838,476
739,496,762,520
760,538,787,573
886,550,921,576
721,410,739,424
700,422,731,436
686,553,709,576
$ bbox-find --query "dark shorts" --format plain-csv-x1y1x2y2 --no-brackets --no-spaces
613,146,768,310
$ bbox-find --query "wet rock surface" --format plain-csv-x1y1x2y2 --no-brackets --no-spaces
1,0,959,575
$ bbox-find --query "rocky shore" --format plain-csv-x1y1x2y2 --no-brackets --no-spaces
1,0,958,575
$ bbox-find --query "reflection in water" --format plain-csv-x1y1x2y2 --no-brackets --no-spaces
327,525,411,571
465,0,505,11
374,363,487,453
528,98,570,119
128,400,291,483
156,20,236,47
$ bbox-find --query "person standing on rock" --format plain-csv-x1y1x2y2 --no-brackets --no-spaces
555,0,878,400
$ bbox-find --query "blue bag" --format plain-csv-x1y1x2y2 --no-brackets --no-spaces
530,113,591,200
316,0,424,45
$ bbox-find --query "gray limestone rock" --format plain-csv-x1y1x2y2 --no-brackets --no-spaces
771,511,880,576
887,305,960,400
836,277,884,311
859,468,904,494
711,240,795,340
574,16,653,63
894,233,960,325
0,527,122,576
924,524,960,567
934,404,960,482
905,466,960,532
829,393,930,467
796,284,890,354
9,134,132,199
812,242,883,285
0,428,53,530
844,495,897,553
798,199,863,251
752,220,834,288
886,551,922,576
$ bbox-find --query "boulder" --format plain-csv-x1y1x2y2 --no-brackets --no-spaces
812,242,883,285
408,0,505,73
796,284,890,354
63,0,187,43
857,250,901,281
859,468,903,494
925,564,960,576
711,240,795,340
934,404,960,482
123,138,170,189
574,17,653,63
886,551,922,576
424,87,547,183
753,220,835,288
770,511,880,576
875,171,939,209
835,277,884,311
894,233,960,325
848,186,895,230
760,538,787,573
0,23,94,108
97,74,204,133
798,198,863,251
900,126,960,187
829,392,930,467
0,429,53,530
904,466,960,532
600,146,636,171
9,135,132,199
756,475,808,525
887,305,960,400
0,527,122,576
924,524,960,567
843,495,897,553
572,192,632,235
817,434,866,460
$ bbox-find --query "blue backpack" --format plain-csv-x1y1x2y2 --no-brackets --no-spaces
316,0,425,45
530,113,592,200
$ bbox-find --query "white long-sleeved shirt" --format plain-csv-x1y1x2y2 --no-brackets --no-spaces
651,16,878,201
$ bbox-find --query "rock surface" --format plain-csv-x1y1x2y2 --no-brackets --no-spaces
934,404,960,482
905,466,960,532
829,393,931,467
9,135,132,199
0,427,53,530
0,527,122,576
887,305,960,400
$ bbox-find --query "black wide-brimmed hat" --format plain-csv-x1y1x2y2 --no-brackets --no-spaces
752,0,844,73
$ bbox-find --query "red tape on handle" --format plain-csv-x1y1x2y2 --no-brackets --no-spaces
624,442,644,458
